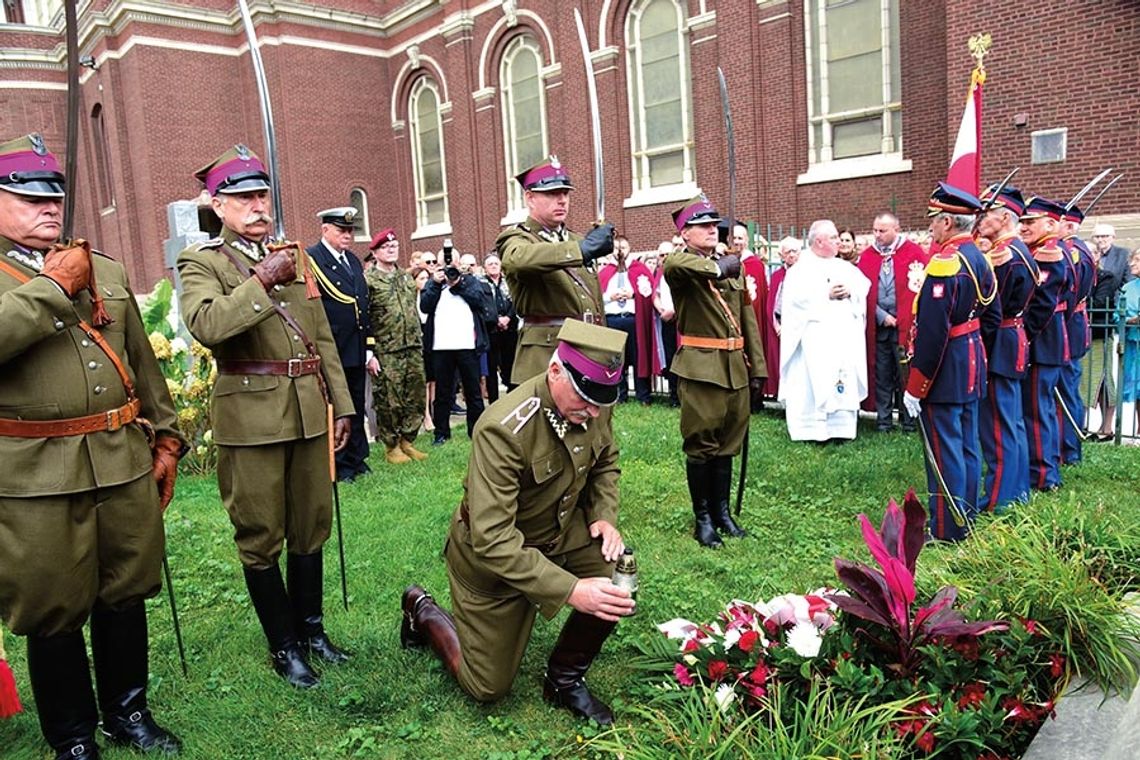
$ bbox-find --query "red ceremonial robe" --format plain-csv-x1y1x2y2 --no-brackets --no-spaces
855,239,930,411
764,265,786,397
599,260,660,377
743,253,770,392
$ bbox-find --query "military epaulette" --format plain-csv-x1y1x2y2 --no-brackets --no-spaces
190,237,224,251
500,396,541,434
925,254,961,278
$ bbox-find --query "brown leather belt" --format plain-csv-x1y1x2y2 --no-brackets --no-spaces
0,398,141,438
999,317,1024,329
458,502,561,554
679,335,744,350
217,358,321,377
948,318,980,338
525,315,576,326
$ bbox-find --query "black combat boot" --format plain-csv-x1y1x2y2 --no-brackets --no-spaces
90,601,182,754
243,565,319,688
686,458,722,548
542,611,617,725
287,551,350,665
400,586,461,677
26,630,102,760
709,456,747,538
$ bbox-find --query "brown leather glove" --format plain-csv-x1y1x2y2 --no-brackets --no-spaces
332,416,351,452
749,376,764,407
40,240,92,297
252,247,296,291
152,435,185,512
715,254,742,280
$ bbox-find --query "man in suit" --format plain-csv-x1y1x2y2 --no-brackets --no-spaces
856,212,929,432
307,207,373,482
177,145,353,689
400,320,635,726
0,133,184,759
663,194,766,548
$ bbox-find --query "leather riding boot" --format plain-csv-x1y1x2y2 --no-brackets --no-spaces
686,458,722,548
709,456,747,538
90,601,181,754
243,565,319,688
26,630,101,760
400,586,461,677
543,611,618,725
287,552,350,665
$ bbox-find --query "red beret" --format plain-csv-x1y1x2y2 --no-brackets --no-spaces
369,228,398,250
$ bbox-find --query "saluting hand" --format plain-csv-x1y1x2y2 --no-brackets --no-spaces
332,416,352,452
567,577,636,622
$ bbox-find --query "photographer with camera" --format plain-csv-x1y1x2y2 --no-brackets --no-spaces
421,239,490,445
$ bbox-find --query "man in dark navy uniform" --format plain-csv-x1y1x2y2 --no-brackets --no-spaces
1057,205,1096,465
976,184,1037,512
307,208,373,481
903,183,998,542
1018,195,1075,492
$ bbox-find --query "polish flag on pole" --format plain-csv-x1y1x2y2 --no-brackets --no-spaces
945,67,984,195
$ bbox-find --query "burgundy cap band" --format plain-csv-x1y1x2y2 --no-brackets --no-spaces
520,163,569,189
0,149,62,178
674,203,718,232
206,156,268,195
556,342,621,386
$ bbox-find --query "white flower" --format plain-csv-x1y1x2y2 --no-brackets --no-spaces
713,683,736,713
657,618,698,639
723,627,741,650
170,336,188,355
786,621,823,658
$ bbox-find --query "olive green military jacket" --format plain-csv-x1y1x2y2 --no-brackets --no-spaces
365,266,421,353
497,218,604,381
176,229,352,446
445,374,620,620
0,236,180,497
663,249,767,390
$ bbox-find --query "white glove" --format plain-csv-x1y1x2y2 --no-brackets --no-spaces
903,391,922,419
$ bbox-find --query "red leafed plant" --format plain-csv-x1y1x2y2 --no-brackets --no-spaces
826,489,1008,677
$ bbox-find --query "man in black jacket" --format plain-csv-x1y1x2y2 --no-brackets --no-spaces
421,259,489,444
307,208,373,481
481,252,518,402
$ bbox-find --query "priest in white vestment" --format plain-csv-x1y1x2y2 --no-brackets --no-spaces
779,220,871,441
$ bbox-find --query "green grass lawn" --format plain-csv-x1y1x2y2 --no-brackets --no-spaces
2,404,1137,759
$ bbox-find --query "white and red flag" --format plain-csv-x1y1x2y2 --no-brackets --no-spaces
945,67,984,195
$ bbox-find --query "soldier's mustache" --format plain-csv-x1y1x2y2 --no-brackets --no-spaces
244,212,273,225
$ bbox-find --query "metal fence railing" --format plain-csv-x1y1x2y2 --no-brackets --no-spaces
1081,303,1138,445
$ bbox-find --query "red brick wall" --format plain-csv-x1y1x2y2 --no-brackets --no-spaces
0,0,1135,290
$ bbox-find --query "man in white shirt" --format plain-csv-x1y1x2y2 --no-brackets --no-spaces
779,220,870,442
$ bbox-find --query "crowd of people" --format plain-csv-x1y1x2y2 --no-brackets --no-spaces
4,128,1139,760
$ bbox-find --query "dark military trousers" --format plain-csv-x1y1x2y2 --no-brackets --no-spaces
373,346,426,448
0,474,163,636
444,539,611,703
678,378,749,460
335,363,370,478
218,436,332,569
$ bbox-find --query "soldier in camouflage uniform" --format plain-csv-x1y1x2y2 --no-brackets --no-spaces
498,157,614,383
365,227,427,464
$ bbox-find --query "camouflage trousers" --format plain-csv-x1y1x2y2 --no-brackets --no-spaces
373,346,426,447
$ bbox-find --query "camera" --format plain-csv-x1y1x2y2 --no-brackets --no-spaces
442,238,461,282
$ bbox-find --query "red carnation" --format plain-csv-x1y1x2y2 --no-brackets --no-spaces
738,630,760,653
1049,653,1066,678
708,660,729,681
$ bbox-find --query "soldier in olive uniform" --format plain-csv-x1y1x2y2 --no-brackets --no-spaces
498,157,614,383
664,195,766,548
365,227,427,464
177,145,353,689
0,134,184,759
400,321,636,726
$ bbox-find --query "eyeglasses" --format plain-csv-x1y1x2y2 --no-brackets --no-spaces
422,257,437,264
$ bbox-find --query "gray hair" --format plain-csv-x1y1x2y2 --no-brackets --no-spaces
807,219,836,248
938,213,976,233
778,236,802,254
